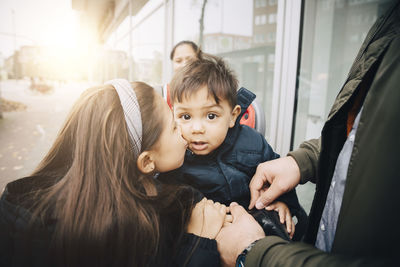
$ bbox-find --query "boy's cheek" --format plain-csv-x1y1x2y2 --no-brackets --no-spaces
179,125,191,137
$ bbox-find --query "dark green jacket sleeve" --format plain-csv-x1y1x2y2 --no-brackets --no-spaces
287,138,320,184
245,236,390,267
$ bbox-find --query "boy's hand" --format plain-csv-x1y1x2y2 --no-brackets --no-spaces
187,198,228,239
203,200,227,238
265,201,295,238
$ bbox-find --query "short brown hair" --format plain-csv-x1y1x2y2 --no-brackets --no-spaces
170,53,238,108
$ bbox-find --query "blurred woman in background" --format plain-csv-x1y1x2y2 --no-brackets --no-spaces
162,41,203,106
170,40,202,72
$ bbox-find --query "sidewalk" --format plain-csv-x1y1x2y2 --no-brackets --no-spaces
0,80,91,190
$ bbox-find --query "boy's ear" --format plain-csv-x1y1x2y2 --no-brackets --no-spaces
229,105,241,128
137,151,155,174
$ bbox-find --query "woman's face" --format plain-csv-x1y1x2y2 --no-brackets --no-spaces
172,44,197,72
151,93,188,172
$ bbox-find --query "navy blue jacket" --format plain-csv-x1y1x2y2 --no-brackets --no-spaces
159,88,302,212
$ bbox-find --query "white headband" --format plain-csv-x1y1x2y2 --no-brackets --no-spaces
105,79,142,155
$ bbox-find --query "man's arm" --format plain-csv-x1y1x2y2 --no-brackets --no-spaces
216,203,390,267
246,236,390,267
249,138,321,210
288,137,321,184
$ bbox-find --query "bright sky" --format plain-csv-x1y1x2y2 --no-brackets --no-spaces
0,0,79,59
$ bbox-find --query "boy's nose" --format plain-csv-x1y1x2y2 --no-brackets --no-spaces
191,120,205,134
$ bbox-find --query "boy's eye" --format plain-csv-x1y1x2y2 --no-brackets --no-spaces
207,113,217,120
181,114,191,120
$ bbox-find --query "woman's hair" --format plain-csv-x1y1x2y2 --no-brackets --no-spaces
170,40,202,60
25,82,195,266
170,53,238,109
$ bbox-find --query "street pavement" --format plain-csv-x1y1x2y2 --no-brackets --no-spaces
0,79,91,190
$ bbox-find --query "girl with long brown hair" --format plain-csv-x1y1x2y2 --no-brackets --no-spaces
0,80,227,267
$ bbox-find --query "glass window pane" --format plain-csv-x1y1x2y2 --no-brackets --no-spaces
99,0,165,85
293,0,393,212
173,0,202,42
221,0,278,141
130,6,164,85
293,0,392,148
173,0,279,141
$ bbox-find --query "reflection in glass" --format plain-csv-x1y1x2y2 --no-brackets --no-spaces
98,0,280,140
292,0,393,213
174,0,279,140
293,0,392,148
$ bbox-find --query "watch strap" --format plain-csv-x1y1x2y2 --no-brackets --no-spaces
235,239,261,267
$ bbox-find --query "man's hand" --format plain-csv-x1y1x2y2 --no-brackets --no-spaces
249,156,301,210
216,203,265,267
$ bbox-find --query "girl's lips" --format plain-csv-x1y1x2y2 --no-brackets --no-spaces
190,141,208,151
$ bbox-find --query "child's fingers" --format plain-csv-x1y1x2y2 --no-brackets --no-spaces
265,203,276,211
204,200,226,221
198,197,207,206
192,198,206,214
197,197,207,207
290,221,295,239
213,201,222,211
223,222,231,227
285,211,292,234
200,200,228,239
219,204,227,215
224,214,233,223
187,198,207,236
277,207,285,224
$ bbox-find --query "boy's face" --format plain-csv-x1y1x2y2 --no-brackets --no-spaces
173,86,241,155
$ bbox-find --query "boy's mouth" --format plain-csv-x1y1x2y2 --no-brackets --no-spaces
190,141,208,151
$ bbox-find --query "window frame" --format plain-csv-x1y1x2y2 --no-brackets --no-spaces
268,0,302,154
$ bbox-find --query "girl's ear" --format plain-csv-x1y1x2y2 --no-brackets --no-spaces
229,105,241,128
137,151,155,174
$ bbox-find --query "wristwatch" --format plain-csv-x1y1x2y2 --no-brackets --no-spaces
235,239,261,267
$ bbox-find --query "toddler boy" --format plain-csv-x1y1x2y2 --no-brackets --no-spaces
159,54,305,237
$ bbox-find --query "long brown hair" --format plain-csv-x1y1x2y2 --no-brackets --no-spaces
25,82,195,266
